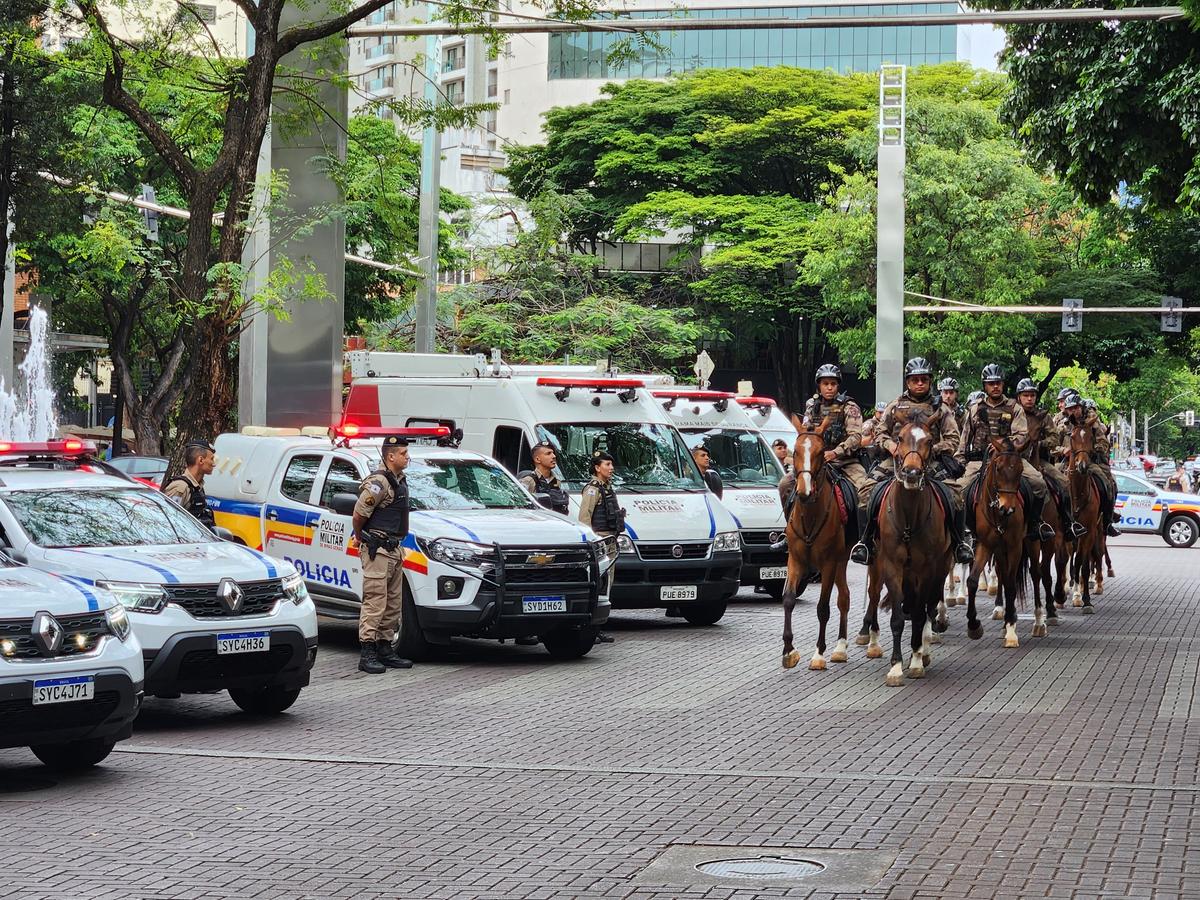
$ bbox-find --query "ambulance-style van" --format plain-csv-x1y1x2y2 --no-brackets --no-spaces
736,396,798,450
651,389,789,597
343,353,743,625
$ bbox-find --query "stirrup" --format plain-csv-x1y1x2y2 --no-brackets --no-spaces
1107,522,1122,537
850,542,872,565
954,542,974,564
1037,522,1055,542
1069,521,1087,539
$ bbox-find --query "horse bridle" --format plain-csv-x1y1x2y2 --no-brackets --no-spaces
790,434,833,544
895,448,928,489
983,447,1022,534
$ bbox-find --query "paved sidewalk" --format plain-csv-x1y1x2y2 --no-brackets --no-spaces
3,536,1198,899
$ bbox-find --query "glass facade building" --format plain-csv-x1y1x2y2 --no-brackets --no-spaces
548,4,959,79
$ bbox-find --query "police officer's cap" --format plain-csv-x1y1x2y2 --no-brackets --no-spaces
382,434,410,448
531,440,556,453
185,439,214,452
771,438,789,448
589,450,614,472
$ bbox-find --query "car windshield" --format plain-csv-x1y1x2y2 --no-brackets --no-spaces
537,422,705,492
359,451,533,510
680,428,783,486
2,487,217,548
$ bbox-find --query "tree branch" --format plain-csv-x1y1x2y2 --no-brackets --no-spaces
276,0,396,58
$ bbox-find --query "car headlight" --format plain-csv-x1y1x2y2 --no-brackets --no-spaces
282,571,309,605
104,602,133,641
420,537,496,567
616,534,635,554
713,531,742,553
96,580,167,613
593,535,620,568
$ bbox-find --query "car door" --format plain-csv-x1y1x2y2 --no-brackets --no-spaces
264,451,328,579
1113,471,1162,532
305,455,367,609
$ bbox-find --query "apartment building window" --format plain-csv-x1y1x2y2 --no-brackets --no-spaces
487,69,498,98
503,88,511,104
443,46,465,72
444,79,465,105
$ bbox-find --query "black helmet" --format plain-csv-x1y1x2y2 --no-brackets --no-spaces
904,357,933,378
981,363,1005,383
1063,392,1083,409
1083,398,1098,410
938,377,959,392
814,363,842,384
1056,387,1074,401
967,390,984,405
1016,378,1038,394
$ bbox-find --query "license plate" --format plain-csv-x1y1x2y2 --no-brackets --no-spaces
33,675,95,705
217,631,270,655
759,566,788,581
522,596,567,613
660,585,698,601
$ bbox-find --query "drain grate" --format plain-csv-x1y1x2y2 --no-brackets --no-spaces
697,856,825,879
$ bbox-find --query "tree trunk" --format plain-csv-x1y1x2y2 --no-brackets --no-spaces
771,312,805,417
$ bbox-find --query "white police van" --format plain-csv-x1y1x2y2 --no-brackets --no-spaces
652,388,789,598
736,395,798,450
0,441,318,715
206,426,617,660
1113,469,1200,548
343,353,744,625
0,547,143,770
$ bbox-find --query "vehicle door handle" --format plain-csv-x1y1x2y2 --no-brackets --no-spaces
267,509,279,521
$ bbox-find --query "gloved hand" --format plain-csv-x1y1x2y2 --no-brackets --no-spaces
939,453,965,478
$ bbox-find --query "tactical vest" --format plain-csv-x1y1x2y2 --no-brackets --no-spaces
166,476,215,529
966,399,1017,453
364,468,410,537
805,393,850,448
888,393,944,442
520,470,569,515
1023,409,1050,465
588,478,624,535
947,404,966,432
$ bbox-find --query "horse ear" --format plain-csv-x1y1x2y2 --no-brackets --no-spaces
790,413,804,432
815,414,831,436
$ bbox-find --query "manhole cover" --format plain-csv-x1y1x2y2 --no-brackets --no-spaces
696,856,825,879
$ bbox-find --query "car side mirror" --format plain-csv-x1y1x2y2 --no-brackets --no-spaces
213,526,238,542
330,493,358,516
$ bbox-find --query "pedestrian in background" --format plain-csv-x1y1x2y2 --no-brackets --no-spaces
519,441,570,514
772,438,793,475
691,445,724,499
163,440,217,530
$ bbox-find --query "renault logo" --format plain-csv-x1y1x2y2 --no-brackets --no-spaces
32,611,63,656
671,544,684,559
217,578,245,614
526,553,556,566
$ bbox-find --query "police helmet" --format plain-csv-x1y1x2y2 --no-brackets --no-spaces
589,450,615,474
967,390,984,405
1056,387,1074,401
981,363,1005,383
874,401,887,413
814,363,842,384
1016,378,1038,394
938,377,959,392
1063,392,1083,409
904,357,933,378
1083,398,1098,410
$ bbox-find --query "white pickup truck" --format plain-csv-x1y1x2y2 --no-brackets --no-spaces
207,427,617,660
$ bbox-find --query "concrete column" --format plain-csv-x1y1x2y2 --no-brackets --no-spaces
875,65,906,403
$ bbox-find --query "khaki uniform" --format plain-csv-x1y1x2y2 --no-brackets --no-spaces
162,471,200,507
1060,413,1117,498
1023,407,1069,498
354,470,407,644
577,477,622,536
952,396,1048,502
860,391,962,507
782,393,871,500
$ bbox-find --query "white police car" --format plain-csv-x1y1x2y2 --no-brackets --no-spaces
206,426,617,660
0,441,318,714
1113,469,1200,548
0,557,143,770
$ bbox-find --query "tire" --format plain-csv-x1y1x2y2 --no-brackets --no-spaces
763,582,785,601
1163,514,1199,549
31,738,116,771
229,684,302,715
394,582,436,662
681,599,727,626
542,625,597,660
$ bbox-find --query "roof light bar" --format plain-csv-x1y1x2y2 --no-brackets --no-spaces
0,439,97,455
333,424,452,439
651,389,736,401
535,377,646,389
735,396,777,408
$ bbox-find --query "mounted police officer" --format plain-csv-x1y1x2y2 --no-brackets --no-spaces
858,400,888,471
952,364,1055,543
852,357,973,565
518,441,570,514
1015,378,1086,539
163,440,216,530
967,390,985,408
1058,393,1121,536
1052,387,1074,433
939,377,966,432
577,451,625,537
352,434,414,674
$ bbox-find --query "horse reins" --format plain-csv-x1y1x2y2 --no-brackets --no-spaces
790,435,834,546
982,448,1022,536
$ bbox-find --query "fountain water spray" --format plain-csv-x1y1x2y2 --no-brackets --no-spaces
0,306,58,441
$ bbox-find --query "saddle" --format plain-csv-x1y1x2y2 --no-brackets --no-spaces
964,472,1027,534
868,478,951,534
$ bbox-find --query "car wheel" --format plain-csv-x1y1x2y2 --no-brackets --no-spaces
228,684,302,715
31,738,116,771
682,599,727,626
1164,514,1199,549
763,582,785,601
542,625,597,660
394,583,436,662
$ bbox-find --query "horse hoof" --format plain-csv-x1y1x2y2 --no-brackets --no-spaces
967,623,983,641
1107,569,1116,579
1081,605,1095,616
987,584,998,597
830,649,848,664
1094,584,1104,596
929,632,942,644
1004,636,1020,648
855,634,869,646
947,596,958,608
992,607,1004,621
908,664,925,679
809,655,826,671
886,674,904,687
1055,600,1065,609
1072,598,1083,608
1031,623,1047,637
783,650,801,669
866,645,883,659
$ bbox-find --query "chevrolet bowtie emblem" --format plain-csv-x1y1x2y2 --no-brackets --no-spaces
526,553,555,566
217,578,245,613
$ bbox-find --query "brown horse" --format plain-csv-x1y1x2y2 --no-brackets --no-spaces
965,439,1029,647
781,416,852,671
864,420,951,686
1067,425,1103,613
1026,493,1066,629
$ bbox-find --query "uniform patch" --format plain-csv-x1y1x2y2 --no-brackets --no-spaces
367,481,383,496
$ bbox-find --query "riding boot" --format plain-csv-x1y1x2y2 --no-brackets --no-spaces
1063,502,1087,540
376,640,413,669
1106,499,1122,537
850,506,874,565
952,507,974,564
358,641,385,675
1026,494,1055,542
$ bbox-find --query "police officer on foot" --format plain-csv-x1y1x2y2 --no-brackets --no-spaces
164,440,216,530
519,441,570,514
772,439,793,475
352,435,414,674
691,445,724,499
577,451,622,643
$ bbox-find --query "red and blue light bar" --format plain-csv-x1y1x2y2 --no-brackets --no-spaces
735,396,777,408
334,424,451,440
0,439,95,455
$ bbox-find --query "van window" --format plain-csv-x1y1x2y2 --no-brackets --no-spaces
320,458,364,509
280,455,323,504
492,426,533,474
538,422,705,492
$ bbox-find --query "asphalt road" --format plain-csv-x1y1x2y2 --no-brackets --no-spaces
3,534,1198,899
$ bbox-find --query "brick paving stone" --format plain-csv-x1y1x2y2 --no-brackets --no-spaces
0,535,1197,898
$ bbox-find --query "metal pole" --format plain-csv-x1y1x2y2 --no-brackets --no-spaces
875,65,905,403
414,7,441,355
1,203,14,386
